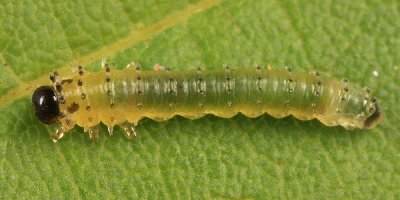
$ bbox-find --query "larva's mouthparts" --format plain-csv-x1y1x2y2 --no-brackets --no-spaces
32,86,60,125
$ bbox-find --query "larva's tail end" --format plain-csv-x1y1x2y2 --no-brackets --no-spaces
363,104,383,129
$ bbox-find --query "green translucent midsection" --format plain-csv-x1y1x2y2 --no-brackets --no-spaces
64,67,366,129
111,68,332,121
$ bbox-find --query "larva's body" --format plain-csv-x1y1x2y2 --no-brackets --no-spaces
32,63,382,142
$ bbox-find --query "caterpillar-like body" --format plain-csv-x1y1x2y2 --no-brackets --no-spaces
32,62,382,142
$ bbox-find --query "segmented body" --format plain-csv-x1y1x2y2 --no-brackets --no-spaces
53,65,377,136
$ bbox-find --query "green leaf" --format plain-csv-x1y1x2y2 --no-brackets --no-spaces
0,0,399,198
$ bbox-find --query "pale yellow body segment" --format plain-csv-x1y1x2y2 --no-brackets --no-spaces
54,66,380,139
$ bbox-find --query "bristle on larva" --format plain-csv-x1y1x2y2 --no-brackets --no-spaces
31,61,383,142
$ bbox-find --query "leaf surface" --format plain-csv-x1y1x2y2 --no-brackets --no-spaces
0,0,399,199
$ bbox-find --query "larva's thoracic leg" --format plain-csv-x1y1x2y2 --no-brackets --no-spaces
119,122,137,139
49,122,74,143
85,126,100,141
50,127,65,143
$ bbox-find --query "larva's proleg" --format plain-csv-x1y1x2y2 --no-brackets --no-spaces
31,62,383,142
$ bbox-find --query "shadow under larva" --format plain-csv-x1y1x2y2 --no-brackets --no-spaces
31,61,383,142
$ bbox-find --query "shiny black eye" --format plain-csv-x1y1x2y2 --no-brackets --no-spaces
32,86,60,124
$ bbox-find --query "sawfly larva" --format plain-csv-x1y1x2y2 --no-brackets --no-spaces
32,61,382,142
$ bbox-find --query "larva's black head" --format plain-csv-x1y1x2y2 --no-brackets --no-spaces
363,101,383,129
32,86,60,125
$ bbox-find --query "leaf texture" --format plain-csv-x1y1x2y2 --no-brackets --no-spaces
0,0,399,199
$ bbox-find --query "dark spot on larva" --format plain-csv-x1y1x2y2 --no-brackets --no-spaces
61,79,73,85
79,69,84,76
135,65,141,71
341,97,346,102
138,90,142,95
314,72,320,76
111,116,115,121
88,117,93,122
226,75,231,81
288,78,293,82
286,67,292,72
344,87,349,92
288,88,293,93
81,93,86,99
256,65,261,70
67,102,80,114
257,76,262,81
106,76,111,82
78,79,83,86
56,83,62,92
316,80,322,85
54,70,59,76
50,75,55,82
105,66,110,73
197,66,202,71
371,97,376,103
78,65,83,70
166,67,171,71
365,88,371,94
137,75,141,80
137,103,143,109
169,78,174,82
342,79,348,83
107,90,112,96
86,106,91,111
110,103,114,108
315,91,320,96
198,77,203,82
